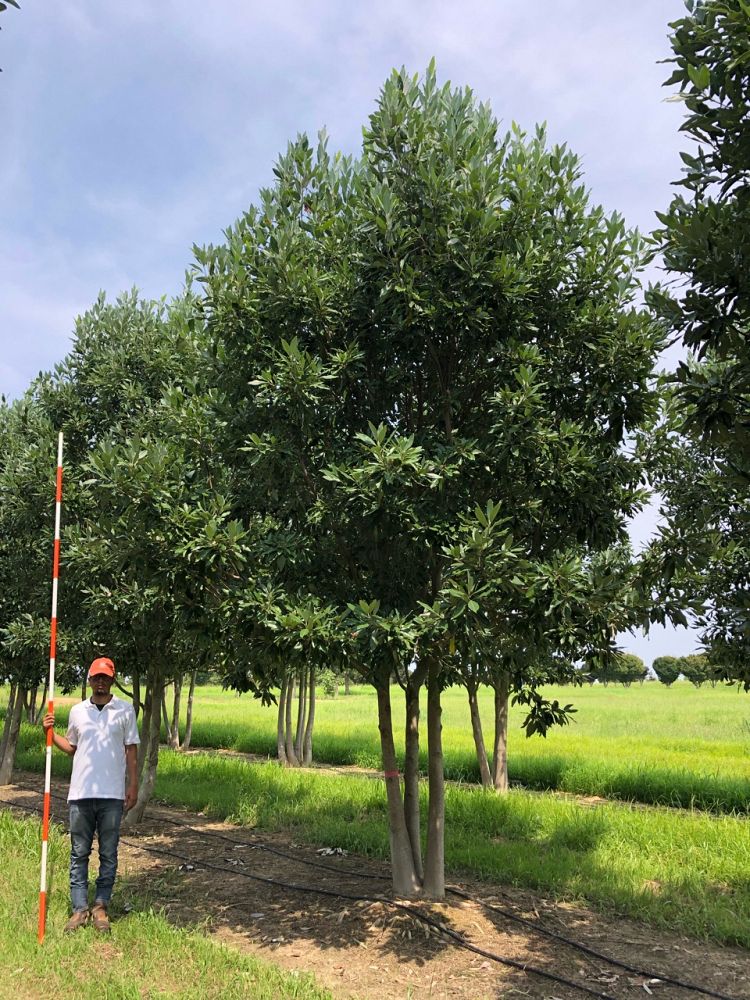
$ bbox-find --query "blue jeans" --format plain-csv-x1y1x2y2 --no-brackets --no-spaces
69,798,124,912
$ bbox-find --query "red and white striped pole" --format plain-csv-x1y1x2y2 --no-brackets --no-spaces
38,431,63,943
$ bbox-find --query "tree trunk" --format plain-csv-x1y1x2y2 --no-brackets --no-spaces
404,665,426,880
136,687,152,782
344,672,351,696
376,681,421,898
303,666,315,765
81,674,88,702
294,666,307,762
0,683,18,765
0,687,25,785
33,680,48,726
169,674,182,750
492,672,510,793
26,686,38,724
284,673,298,766
181,667,197,750
124,677,163,826
423,660,445,899
276,676,288,764
467,680,493,788
132,671,141,718
160,689,170,737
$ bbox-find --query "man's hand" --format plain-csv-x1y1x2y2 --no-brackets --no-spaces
124,786,138,812
42,712,54,732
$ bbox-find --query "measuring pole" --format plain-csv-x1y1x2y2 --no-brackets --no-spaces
38,431,63,944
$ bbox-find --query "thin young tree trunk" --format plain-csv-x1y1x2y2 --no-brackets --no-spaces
136,687,152,782
160,688,170,737
284,673,298,766
276,675,288,764
34,681,49,726
0,683,18,765
344,672,351,696
181,667,197,750
404,664,426,880
492,671,510,793
303,666,315,766
0,687,25,785
294,666,307,762
376,681,421,898
169,674,182,750
278,678,289,762
132,671,141,718
423,660,445,899
125,677,163,826
467,679,492,788
27,686,38,724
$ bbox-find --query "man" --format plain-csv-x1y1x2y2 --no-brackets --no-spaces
42,656,139,933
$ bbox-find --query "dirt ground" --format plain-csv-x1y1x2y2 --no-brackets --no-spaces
3,772,749,1000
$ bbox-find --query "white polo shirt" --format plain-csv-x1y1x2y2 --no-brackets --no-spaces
66,695,140,801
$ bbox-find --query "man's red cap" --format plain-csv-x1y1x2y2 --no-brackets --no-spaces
88,657,115,678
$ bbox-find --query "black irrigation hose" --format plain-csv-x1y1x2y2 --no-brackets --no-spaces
4,782,743,1000
0,795,618,1000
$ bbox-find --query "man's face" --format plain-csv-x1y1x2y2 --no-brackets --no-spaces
89,673,114,697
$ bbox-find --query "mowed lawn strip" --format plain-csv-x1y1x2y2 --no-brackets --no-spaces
12,734,750,948
0,810,333,1000
5,681,747,813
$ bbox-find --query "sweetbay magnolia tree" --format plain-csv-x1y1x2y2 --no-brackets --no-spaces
198,65,663,898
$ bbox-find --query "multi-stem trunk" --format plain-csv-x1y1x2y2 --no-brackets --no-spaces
0,686,24,785
344,672,351,696
276,675,288,765
376,680,421,898
404,664,426,880
125,676,163,826
181,667,198,750
302,666,315,766
0,683,18,765
423,659,445,899
492,671,510,793
467,679,492,788
169,674,182,749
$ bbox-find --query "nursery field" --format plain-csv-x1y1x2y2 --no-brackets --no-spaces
7,680,745,813
4,738,750,948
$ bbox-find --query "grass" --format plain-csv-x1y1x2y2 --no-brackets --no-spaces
0,809,333,1000
6,680,746,813
10,730,750,949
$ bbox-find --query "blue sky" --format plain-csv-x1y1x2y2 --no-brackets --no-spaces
0,0,699,662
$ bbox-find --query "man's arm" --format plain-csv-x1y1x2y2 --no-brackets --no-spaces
124,744,138,811
42,713,76,756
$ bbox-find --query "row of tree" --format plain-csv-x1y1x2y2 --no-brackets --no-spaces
1,3,748,900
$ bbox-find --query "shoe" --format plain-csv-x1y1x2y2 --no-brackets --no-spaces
91,903,111,933
64,909,90,932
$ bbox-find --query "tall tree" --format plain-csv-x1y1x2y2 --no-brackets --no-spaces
651,0,750,688
199,65,664,898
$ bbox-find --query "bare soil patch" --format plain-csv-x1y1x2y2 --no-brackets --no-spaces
3,772,749,1000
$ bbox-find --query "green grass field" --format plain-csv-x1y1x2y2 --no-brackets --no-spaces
3,680,749,812
14,680,744,813
0,810,332,1000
